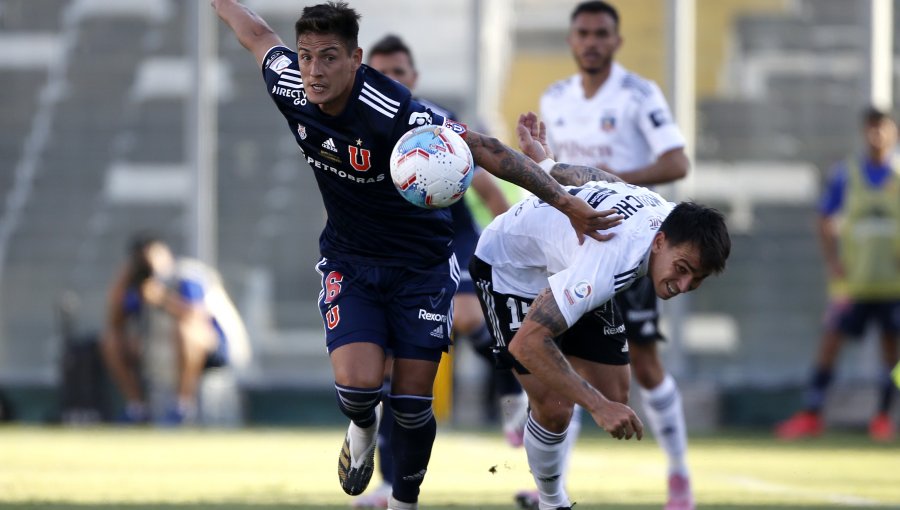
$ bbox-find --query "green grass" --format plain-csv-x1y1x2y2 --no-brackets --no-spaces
0,426,898,509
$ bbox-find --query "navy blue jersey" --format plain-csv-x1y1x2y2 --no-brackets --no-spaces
262,46,460,267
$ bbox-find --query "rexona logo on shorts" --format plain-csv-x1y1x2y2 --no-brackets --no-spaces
604,324,626,336
418,309,447,322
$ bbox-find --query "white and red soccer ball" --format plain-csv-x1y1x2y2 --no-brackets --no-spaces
389,125,474,209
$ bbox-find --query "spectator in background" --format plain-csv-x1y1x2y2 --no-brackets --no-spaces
775,107,899,442
100,233,249,425
353,33,525,510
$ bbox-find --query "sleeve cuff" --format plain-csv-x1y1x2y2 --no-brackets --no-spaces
538,158,556,174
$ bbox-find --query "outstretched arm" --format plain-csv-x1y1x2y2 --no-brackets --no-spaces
211,0,284,67
508,288,643,440
470,169,510,217
517,111,623,186
465,131,621,243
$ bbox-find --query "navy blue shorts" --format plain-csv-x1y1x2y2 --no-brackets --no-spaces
203,321,229,369
316,256,459,362
824,299,900,337
453,229,478,295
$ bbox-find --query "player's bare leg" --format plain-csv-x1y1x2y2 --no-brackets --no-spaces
352,356,394,509
631,342,693,510
332,343,387,496
168,314,217,424
871,330,898,441
516,358,629,510
100,333,147,422
776,328,844,440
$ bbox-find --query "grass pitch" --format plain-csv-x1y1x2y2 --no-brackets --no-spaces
0,426,898,509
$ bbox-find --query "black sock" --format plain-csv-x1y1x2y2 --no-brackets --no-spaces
804,368,833,414
377,382,394,485
878,366,896,415
389,394,436,503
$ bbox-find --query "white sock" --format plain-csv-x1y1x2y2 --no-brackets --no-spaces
640,374,689,476
523,411,570,510
559,404,582,487
387,495,417,510
349,403,382,461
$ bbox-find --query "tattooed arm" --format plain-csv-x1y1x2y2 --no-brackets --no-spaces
465,131,621,243
508,288,643,440
549,163,624,186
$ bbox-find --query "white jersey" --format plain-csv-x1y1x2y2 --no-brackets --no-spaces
164,259,252,369
475,180,674,327
540,62,685,173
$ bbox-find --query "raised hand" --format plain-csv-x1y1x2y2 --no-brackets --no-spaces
516,112,554,163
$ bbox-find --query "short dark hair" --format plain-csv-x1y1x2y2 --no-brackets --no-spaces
862,106,893,127
571,1,620,27
368,34,415,69
295,1,361,52
127,231,162,287
659,202,731,274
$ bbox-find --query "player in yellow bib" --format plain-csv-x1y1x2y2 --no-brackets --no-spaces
775,107,900,442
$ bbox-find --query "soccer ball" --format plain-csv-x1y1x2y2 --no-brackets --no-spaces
389,124,474,209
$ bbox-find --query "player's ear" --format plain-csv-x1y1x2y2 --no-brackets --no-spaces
651,231,666,254
351,47,363,70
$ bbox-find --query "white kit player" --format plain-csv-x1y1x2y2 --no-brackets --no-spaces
535,2,694,510
469,112,730,510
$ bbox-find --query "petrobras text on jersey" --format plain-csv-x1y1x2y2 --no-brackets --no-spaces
302,151,385,184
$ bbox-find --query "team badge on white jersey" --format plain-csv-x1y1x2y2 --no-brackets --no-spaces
540,62,685,173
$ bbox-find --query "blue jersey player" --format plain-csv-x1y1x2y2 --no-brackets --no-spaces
212,2,621,508
352,34,524,509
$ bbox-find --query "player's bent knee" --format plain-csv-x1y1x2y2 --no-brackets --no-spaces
529,400,574,432
335,383,382,424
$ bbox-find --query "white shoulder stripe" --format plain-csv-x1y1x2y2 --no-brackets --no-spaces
277,80,304,89
359,96,396,118
277,69,303,89
362,81,400,107
360,87,399,114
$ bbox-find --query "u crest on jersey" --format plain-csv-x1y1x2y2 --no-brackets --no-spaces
348,146,371,171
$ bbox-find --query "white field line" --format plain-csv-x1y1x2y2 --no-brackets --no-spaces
714,473,884,507
629,462,886,507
